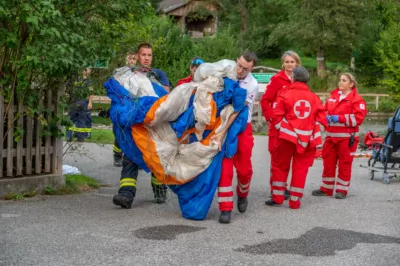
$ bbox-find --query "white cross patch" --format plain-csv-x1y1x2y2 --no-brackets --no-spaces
294,100,311,119
360,103,365,110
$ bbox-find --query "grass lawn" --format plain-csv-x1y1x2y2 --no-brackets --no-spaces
92,116,112,125
63,128,114,144
42,174,100,195
87,128,114,144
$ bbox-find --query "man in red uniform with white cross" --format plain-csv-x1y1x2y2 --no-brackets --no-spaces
265,67,328,209
214,51,259,224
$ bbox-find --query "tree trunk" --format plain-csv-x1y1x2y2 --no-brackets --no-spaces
317,46,327,77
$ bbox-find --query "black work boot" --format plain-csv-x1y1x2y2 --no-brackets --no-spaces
113,194,133,209
335,192,347,199
284,190,290,200
153,184,168,204
237,197,248,213
311,189,328,196
113,154,122,167
265,199,280,206
219,211,231,224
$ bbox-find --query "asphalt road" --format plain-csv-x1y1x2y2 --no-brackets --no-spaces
1,136,400,266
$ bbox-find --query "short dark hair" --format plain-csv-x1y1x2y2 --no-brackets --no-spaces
240,51,258,66
137,43,152,53
190,57,204,67
293,67,310,83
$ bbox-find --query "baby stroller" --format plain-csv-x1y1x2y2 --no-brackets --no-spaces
361,106,400,184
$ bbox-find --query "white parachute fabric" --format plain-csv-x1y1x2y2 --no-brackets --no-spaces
122,60,238,182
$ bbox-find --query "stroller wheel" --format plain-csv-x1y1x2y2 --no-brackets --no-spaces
368,170,375,180
382,173,390,185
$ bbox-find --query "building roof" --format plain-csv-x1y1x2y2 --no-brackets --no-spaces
159,0,190,13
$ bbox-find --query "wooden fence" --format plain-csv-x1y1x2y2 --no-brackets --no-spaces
0,91,63,178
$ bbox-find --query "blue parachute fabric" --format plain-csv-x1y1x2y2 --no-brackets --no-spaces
104,79,167,172
223,106,248,158
169,106,248,220
168,80,248,220
213,77,247,116
168,152,223,220
104,76,248,220
170,94,196,139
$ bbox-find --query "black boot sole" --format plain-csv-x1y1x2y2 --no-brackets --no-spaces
113,195,132,209
265,199,280,206
237,198,248,213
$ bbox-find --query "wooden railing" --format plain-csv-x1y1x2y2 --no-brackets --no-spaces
0,91,63,178
91,93,391,132
251,92,390,131
315,93,390,110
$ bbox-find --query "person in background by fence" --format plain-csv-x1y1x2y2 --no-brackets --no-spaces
66,68,93,142
312,73,367,199
176,57,204,87
265,67,328,209
260,50,301,199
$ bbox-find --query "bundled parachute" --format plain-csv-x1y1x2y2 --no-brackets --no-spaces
104,60,248,220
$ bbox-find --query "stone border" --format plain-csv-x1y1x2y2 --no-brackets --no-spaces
0,174,65,197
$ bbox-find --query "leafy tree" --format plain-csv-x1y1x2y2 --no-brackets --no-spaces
357,0,400,88
216,0,287,58
0,0,151,136
375,20,400,98
268,0,370,77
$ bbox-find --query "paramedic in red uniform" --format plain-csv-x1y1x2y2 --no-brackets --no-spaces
312,73,366,199
260,51,301,197
265,66,328,209
176,57,204,87
214,51,259,224
261,51,301,153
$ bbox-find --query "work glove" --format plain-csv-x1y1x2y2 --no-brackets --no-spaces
326,115,331,124
330,115,339,123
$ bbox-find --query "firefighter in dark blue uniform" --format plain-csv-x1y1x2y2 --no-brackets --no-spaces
113,43,170,209
66,68,93,142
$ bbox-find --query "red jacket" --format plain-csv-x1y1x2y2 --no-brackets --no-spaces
324,88,366,139
176,76,192,87
260,70,292,136
272,82,328,153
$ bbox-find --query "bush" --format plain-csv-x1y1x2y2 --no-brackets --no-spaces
377,98,399,113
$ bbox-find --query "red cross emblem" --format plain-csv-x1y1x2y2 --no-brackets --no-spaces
294,100,311,119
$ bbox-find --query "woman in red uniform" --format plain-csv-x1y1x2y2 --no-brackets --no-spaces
312,73,367,199
260,51,301,196
261,51,301,152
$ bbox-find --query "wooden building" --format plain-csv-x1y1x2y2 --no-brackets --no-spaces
159,0,218,38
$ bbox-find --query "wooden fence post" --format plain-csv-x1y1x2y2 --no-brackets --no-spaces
6,91,14,177
44,90,51,173
16,100,23,176
0,94,3,178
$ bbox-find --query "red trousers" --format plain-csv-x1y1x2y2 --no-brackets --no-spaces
320,137,359,196
268,136,278,186
218,123,254,211
270,139,315,209
268,136,278,152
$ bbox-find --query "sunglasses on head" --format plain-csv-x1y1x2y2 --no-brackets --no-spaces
192,58,204,66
